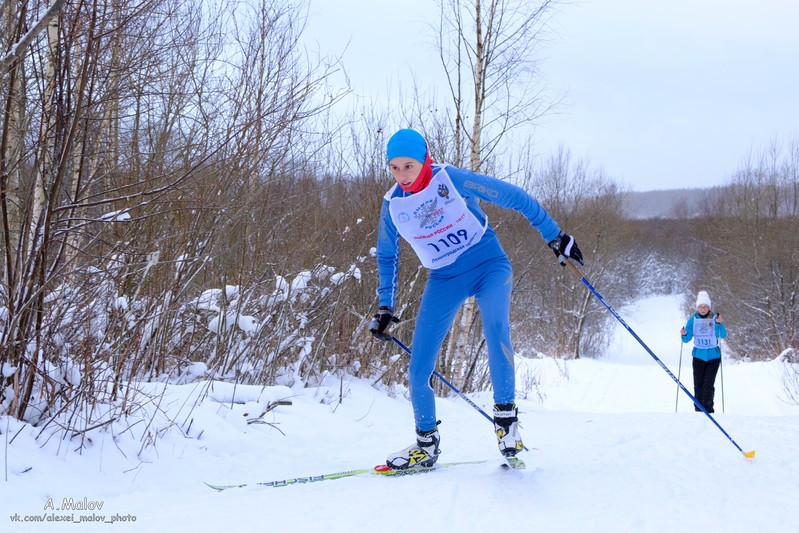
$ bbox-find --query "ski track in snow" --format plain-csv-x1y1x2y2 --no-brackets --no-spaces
2,294,798,532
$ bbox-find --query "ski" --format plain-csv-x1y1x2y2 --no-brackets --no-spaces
205,468,371,490
205,460,489,491
501,455,526,470
373,459,488,477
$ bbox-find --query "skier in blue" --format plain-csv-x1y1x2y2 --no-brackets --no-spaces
680,290,727,413
370,128,584,469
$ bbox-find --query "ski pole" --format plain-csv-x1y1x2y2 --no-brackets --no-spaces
718,328,726,413
675,340,684,413
561,259,754,459
714,315,725,413
390,336,528,452
720,354,725,413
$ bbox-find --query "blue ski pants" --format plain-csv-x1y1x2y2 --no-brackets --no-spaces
410,255,516,431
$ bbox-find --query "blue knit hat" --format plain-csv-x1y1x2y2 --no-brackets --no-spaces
386,129,427,164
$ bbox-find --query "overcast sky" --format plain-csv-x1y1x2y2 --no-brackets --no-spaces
304,0,799,192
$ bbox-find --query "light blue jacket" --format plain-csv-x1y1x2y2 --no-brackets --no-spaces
681,312,727,361
376,164,561,309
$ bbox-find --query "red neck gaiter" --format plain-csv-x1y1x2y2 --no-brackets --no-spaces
399,154,433,193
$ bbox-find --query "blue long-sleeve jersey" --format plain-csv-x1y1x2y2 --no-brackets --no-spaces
375,164,561,309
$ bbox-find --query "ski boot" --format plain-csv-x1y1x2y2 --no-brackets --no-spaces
494,403,523,457
386,427,441,470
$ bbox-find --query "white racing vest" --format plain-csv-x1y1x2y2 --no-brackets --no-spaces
692,317,719,349
387,168,487,269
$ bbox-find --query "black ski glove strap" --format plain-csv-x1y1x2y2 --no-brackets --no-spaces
369,306,399,341
548,232,584,266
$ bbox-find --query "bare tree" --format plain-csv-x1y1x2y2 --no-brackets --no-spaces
0,0,347,430
434,0,559,171
428,0,561,392
512,147,632,360
698,139,799,360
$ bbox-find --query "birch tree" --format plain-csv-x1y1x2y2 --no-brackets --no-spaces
432,0,560,391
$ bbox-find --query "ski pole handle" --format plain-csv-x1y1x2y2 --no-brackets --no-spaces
563,257,584,280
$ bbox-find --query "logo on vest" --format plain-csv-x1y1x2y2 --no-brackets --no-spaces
438,184,449,198
697,321,714,335
397,212,410,223
413,198,445,230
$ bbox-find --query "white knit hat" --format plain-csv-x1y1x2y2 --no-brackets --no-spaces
696,290,711,308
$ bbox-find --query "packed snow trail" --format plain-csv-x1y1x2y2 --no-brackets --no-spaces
2,295,798,532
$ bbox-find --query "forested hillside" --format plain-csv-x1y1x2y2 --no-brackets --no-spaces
622,188,718,219
1,1,796,440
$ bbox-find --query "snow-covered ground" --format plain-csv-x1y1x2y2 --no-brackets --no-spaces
2,295,798,532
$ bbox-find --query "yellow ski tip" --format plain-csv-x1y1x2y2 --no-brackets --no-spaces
743,450,756,460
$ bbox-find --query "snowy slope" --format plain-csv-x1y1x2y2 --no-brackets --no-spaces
2,295,798,532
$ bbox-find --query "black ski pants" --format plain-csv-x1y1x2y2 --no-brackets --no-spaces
692,357,721,413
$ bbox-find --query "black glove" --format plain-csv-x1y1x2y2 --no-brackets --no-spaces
369,306,399,341
548,232,584,266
